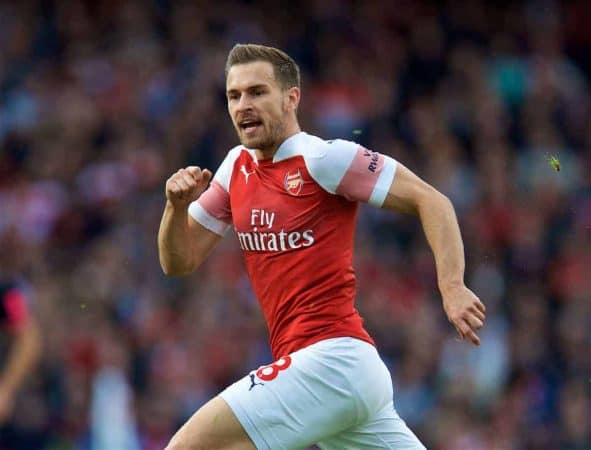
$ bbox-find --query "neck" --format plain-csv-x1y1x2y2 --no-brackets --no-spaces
255,123,301,160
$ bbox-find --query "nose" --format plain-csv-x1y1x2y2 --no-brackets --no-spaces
236,93,253,112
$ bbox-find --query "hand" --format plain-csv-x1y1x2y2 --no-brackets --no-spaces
0,385,16,424
441,285,486,346
165,166,213,207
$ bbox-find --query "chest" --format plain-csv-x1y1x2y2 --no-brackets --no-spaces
229,156,327,233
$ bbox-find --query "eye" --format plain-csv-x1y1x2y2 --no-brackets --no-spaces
228,93,239,101
254,89,264,97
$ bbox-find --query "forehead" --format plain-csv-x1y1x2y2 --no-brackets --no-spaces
226,61,279,91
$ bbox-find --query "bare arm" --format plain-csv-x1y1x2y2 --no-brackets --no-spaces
0,317,41,423
158,202,222,275
383,163,486,345
158,166,222,276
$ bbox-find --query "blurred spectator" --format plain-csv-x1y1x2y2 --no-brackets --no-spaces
0,278,42,448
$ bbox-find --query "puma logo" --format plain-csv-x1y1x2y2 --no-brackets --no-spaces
248,373,264,391
240,165,255,184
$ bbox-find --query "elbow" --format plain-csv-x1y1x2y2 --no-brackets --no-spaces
161,268,190,277
160,265,175,276
426,184,451,203
417,187,454,214
441,193,457,213
160,263,186,277
436,191,454,208
159,259,197,277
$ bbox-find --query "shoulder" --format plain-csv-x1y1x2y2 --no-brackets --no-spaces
224,144,253,166
215,145,256,191
303,138,361,193
273,132,358,163
273,133,398,206
275,133,361,193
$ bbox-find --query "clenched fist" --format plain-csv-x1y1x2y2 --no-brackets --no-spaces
165,166,212,206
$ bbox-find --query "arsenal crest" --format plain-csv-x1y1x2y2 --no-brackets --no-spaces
284,170,304,196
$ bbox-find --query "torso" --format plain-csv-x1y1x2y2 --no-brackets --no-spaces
229,148,373,358
191,132,398,358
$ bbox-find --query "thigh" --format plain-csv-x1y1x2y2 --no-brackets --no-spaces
166,396,256,450
220,339,370,449
317,403,426,450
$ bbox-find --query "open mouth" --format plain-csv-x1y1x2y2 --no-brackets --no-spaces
239,120,262,134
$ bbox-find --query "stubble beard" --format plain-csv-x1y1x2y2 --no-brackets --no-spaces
238,117,285,154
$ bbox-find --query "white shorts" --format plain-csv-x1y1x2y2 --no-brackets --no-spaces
220,337,425,449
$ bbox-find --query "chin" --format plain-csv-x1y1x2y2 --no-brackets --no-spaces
241,135,268,149
240,137,258,148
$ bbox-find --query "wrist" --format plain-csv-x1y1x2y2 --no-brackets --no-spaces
165,199,191,214
439,279,464,296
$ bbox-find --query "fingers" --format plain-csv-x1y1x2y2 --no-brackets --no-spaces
466,314,484,330
166,166,211,204
450,303,485,346
174,170,195,192
471,306,486,322
167,178,185,198
475,300,486,313
185,166,202,180
463,327,481,346
186,166,213,188
168,171,194,200
202,169,213,183
454,318,481,346
444,287,487,346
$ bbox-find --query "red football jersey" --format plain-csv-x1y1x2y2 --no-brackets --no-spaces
190,132,397,358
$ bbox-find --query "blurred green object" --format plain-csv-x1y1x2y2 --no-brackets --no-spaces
548,155,561,171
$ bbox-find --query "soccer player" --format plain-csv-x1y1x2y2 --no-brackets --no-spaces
158,44,485,449
0,280,41,425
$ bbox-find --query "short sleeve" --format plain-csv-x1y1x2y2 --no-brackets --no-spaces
188,147,240,236
305,139,397,207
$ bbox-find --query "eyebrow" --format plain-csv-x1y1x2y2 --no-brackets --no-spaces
226,84,269,95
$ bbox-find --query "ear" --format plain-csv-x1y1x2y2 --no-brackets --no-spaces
284,86,301,112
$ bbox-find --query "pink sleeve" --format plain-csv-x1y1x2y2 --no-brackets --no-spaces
188,181,232,235
187,147,241,235
304,139,397,207
335,146,397,206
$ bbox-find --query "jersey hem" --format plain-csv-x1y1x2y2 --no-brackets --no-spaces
272,331,375,360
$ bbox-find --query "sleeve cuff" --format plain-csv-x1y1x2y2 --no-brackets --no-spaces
369,156,397,207
188,202,231,236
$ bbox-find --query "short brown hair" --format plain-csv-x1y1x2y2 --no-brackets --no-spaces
225,44,300,90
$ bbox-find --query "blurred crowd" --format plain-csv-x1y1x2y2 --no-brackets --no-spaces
1,0,590,449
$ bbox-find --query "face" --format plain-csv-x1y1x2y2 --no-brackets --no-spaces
226,61,299,154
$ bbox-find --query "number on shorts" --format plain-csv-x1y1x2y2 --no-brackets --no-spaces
255,355,292,381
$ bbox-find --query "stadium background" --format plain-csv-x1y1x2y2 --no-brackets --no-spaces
1,0,590,449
